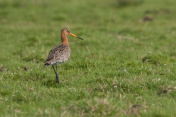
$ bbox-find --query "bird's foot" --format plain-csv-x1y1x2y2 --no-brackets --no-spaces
56,80,59,84
56,74,59,84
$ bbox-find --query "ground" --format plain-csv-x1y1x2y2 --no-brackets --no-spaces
0,0,176,116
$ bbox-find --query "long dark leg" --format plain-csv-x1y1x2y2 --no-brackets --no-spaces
55,65,59,83
52,65,59,84
52,65,56,74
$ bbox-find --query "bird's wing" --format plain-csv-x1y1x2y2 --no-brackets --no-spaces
44,43,68,63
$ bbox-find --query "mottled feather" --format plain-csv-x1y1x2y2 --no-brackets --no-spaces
43,43,71,67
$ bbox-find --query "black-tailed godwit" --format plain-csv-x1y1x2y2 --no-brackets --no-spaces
43,28,83,83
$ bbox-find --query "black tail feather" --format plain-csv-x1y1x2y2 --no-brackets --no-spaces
43,63,50,68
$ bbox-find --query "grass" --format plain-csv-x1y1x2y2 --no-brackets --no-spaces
0,0,176,116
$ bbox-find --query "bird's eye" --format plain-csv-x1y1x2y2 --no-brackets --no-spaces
67,30,70,33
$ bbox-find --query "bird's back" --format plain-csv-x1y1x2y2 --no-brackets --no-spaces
44,43,71,67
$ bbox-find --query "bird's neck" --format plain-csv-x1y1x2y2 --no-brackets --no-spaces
61,33,69,46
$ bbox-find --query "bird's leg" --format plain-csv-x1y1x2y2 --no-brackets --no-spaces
52,65,56,74
52,65,59,84
55,65,59,83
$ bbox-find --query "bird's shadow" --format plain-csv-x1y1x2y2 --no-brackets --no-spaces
42,80,61,88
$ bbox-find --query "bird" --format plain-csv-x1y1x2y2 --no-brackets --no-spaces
43,28,83,84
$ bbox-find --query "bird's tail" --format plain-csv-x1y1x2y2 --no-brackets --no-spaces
43,63,50,68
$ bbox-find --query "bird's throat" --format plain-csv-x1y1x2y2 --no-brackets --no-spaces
61,33,69,46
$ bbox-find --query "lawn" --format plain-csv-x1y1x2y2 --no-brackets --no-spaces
0,0,176,116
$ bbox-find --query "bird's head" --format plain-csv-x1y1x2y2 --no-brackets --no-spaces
61,28,83,40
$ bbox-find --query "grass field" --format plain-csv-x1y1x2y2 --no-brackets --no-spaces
0,0,176,116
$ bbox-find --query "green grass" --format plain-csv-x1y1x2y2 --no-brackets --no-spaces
0,0,176,116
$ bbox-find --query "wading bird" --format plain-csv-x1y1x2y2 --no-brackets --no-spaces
43,28,83,83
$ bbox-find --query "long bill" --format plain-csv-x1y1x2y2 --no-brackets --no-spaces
70,33,84,40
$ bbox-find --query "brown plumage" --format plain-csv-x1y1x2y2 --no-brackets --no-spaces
43,28,83,83
43,43,71,67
